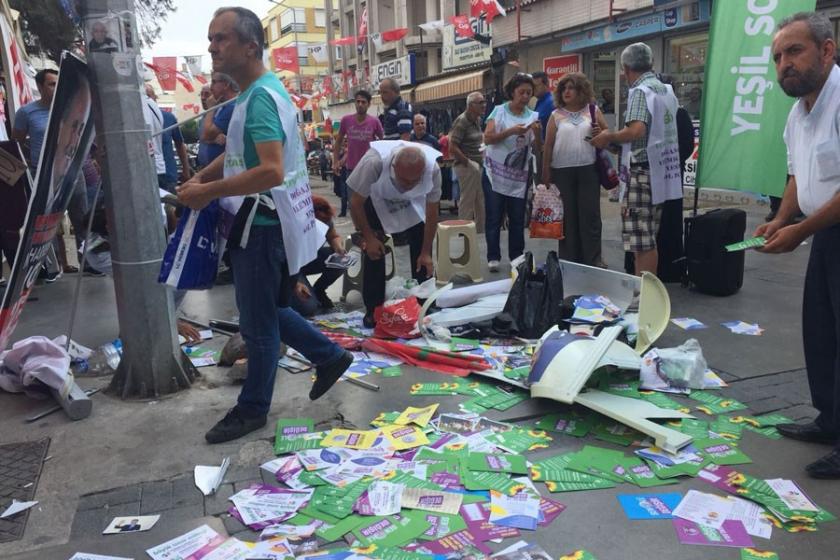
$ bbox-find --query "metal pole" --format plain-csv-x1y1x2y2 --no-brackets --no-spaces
325,0,337,104
79,0,192,399
64,179,102,350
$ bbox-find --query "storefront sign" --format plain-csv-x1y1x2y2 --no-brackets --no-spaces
696,0,815,196
683,120,700,188
0,54,96,350
560,0,710,52
442,17,492,71
543,55,581,88
371,53,415,88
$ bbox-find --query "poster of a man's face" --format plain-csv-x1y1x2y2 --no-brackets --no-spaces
87,18,120,53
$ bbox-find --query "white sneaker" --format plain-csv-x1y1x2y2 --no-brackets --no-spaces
488,260,500,272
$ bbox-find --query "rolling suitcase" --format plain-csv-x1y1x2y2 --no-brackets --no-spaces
684,208,746,296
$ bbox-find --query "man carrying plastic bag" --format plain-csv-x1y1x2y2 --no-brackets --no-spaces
177,7,351,444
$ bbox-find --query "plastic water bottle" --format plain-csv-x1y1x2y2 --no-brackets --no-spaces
405,278,419,291
87,339,122,375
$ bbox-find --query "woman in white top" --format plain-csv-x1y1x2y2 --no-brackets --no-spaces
541,72,609,266
483,74,542,272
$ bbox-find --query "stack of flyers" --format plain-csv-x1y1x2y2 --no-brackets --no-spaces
617,493,682,519
145,525,228,560
721,321,764,335
297,448,354,471
491,541,555,560
569,294,622,324
274,419,320,455
689,391,748,415
401,487,463,515
382,424,430,450
229,485,314,528
325,252,359,269
320,429,380,450
534,411,593,438
693,438,753,466
489,489,541,531
394,404,439,427
486,427,552,453
670,317,708,330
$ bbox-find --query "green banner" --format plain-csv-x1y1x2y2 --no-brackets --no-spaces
696,0,816,196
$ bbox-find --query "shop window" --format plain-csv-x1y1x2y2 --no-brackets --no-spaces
667,32,708,121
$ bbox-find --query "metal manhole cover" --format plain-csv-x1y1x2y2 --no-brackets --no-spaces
0,438,50,543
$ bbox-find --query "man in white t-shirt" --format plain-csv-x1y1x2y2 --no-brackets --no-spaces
142,84,167,191
755,12,840,479
346,141,441,328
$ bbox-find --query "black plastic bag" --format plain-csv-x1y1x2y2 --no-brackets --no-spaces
503,251,564,338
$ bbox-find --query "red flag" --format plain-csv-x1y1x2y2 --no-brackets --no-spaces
323,75,334,95
151,56,177,91
381,27,409,42
194,74,208,85
471,0,506,23
175,71,194,92
272,47,300,74
358,7,368,39
330,36,358,46
450,16,474,38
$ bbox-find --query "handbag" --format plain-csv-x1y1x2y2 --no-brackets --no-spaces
589,103,620,190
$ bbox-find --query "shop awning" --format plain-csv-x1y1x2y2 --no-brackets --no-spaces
413,70,486,104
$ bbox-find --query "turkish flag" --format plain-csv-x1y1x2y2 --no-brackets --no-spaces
471,0,506,23
272,47,300,74
151,56,177,91
330,36,358,47
175,71,194,92
451,16,474,38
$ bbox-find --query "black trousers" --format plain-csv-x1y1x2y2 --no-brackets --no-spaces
362,198,428,314
803,224,840,444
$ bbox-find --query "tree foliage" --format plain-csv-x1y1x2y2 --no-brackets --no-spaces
10,0,176,63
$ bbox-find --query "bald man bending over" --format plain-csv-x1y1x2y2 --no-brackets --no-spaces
347,141,442,327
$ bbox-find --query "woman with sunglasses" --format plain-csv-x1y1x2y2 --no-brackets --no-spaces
541,72,609,267
483,73,542,272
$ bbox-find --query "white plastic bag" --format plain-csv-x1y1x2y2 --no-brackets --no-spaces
640,339,707,391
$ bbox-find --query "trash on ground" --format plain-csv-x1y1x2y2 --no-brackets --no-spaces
102,514,160,534
721,321,764,335
194,457,230,496
0,499,38,518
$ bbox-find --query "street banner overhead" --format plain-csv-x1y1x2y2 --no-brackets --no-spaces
0,54,96,350
696,0,816,197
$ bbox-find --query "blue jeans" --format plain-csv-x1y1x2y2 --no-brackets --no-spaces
483,170,526,262
230,224,343,416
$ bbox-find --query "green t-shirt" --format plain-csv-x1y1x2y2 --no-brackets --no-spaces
238,72,289,225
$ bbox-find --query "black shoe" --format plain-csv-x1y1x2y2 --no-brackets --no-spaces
338,212,347,218
363,313,376,329
205,406,267,444
777,422,838,444
806,449,840,479
83,266,105,277
44,270,62,283
315,289,334,309
309,351,353,401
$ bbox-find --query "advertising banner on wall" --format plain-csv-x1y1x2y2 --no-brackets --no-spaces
543,55,581,89
695,0,816,196
442,17,492,71
0,54,96,350
371,54,415,89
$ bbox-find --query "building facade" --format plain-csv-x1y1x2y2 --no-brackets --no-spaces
262,0,338,121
